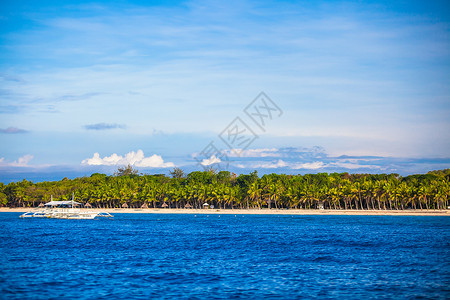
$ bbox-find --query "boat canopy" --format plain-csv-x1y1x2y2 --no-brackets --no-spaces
45,201,82,206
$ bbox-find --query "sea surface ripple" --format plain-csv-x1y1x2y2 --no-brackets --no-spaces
0,213,449,299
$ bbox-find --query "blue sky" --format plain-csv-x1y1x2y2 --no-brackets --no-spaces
0,0,449,182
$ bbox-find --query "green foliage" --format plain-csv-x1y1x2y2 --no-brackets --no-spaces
0,183,7,206
169,168,185,179
114,164,139,177
1,170,449,210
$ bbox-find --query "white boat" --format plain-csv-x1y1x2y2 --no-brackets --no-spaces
20,194,113,219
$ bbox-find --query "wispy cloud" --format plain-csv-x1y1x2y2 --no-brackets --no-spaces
235,158,381,171
226,147,327,159
0,74,25,83
81,150,174,168
251,160,288,169
0,0,449,180
0,105,23,114
0,127,28,134
225,148,280,158
0,155,34,167
83,123,126,130
228,147,395,171
55,92,102,102
292,161,325,170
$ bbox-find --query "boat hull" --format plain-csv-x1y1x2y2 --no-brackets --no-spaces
20,210,113,219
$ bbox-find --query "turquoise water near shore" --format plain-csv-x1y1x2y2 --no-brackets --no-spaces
0,213,449,299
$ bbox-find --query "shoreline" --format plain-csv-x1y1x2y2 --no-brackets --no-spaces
1,207,449,216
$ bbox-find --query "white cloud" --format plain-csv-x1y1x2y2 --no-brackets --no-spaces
329,161,381,170
251,160,381,170
200,155,221,166
81,150,174,168
252,159,288,169
292,161,325,170
136,155,174,168
238,160,325,170
15,154,34,166
225,148,280,158
0,154,34,167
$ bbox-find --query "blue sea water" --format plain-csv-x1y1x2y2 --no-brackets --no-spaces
0,213,449,299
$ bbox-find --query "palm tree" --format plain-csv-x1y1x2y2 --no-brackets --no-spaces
248,181,261,209
2,169,449,211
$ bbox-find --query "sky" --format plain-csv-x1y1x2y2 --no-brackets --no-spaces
0,0,449,182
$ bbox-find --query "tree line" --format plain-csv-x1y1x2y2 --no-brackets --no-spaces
1,167,449,210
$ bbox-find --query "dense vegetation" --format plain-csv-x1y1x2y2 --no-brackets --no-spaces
1,167,449,210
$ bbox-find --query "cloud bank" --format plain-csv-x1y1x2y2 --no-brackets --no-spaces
224,148,280,158
82,150,174,168
228,147,383,171
83,123,126,130
0,127,28,134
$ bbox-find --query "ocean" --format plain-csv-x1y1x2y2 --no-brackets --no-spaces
0,213,449,299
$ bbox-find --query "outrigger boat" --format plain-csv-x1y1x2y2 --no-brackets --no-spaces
20,194,113,219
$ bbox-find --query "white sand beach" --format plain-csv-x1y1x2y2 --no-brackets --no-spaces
1,207,448,216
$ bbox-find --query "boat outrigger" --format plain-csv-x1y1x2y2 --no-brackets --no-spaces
20,194,113,219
